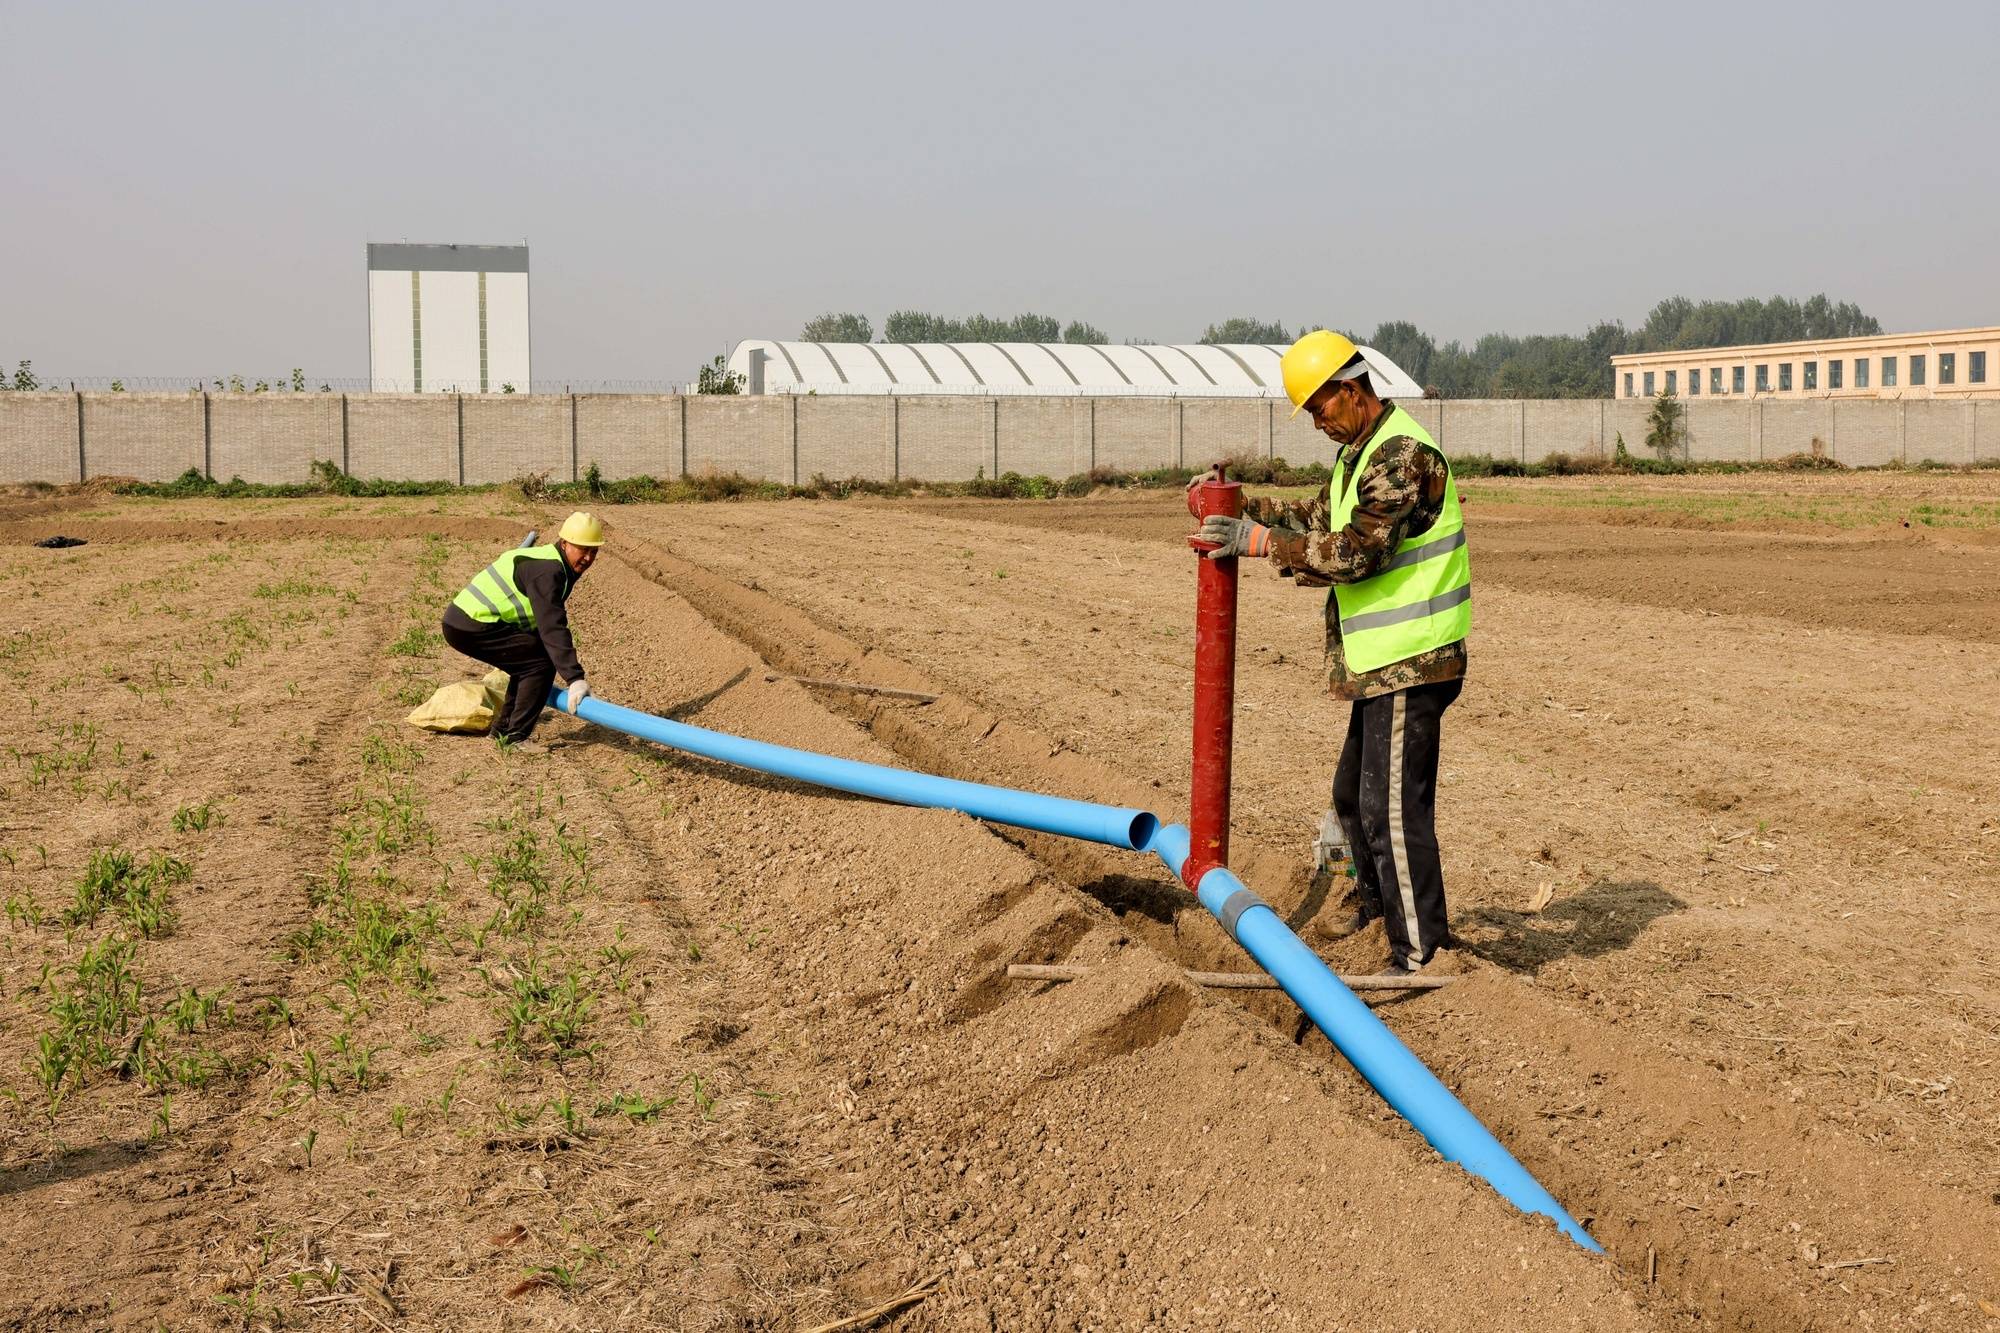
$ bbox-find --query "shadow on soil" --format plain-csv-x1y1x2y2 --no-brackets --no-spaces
1073,872,1196,926
0,1140,149,1199
662,667,751,721
1453,878,1685,974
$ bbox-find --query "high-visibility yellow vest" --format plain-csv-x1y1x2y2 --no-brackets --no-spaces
1326,405,1471,673
451,545,564,627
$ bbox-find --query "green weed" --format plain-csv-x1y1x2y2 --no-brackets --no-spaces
388,624,441,658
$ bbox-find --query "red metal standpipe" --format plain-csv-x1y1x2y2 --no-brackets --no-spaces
1184,465,1243,888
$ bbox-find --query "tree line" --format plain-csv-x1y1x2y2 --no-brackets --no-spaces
793,294,1882,398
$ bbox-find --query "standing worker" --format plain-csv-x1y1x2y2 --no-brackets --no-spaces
1195,332,1470,975
440,512,604,753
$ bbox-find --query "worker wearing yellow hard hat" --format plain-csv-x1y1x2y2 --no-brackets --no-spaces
440,511,606,753
1195,331,1471,975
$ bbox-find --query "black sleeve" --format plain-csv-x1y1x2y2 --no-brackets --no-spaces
515,558,586,682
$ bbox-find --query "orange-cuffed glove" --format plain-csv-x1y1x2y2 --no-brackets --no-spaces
1197,515,1271,559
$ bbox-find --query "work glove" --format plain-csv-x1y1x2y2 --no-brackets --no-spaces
1197,514,1272,560
564,679,590,714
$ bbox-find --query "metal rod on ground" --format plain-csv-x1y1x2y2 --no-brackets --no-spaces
763,672,938,703
1007,963,1452,991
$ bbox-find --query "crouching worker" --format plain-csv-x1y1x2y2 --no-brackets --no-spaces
440,512,604,752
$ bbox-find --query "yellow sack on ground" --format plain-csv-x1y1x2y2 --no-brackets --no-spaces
406,669,510,734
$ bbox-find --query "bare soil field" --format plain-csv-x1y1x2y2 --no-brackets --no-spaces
0,471,1994,1330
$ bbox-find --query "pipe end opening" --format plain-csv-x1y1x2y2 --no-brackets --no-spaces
1126,812,1160,852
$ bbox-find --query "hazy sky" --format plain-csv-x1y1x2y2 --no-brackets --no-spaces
5,0,1996,385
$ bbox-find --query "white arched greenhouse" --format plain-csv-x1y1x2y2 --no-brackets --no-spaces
724,341,1422,400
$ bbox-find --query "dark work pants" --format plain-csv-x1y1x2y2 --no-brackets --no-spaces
1330,679,1462,967
441,620,554,742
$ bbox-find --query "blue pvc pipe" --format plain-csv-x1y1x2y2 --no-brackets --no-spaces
1147,822,1602,1251
538,682,1597,1252
549,688,1158,852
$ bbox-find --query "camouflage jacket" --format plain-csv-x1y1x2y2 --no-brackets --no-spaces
1243,410,1468,701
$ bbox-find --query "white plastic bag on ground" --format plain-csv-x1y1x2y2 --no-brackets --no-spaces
406,669,510,734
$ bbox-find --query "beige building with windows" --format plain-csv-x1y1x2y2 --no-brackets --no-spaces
1612,325,1999,401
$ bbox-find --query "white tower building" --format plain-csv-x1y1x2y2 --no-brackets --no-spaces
367,242,530,393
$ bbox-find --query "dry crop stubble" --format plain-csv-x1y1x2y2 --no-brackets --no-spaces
1,481,1994,1328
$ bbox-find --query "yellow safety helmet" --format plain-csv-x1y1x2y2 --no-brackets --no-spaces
1280,330,1362,418
558,511,605,547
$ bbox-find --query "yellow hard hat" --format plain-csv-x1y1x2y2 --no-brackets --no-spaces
1280,330,1361,418
558,511,605,546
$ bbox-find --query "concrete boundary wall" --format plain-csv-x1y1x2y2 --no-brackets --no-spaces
685,397,791,483
80,393,204,481
463,395,569,485
798,397,894,483
901,398,994,481
576,394,681,482
4,391,1998,485
0,393,83,484
346,395,458,483
211,394,342,484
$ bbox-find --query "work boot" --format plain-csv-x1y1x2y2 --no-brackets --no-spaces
498,737,546,757
1380,946,1459,979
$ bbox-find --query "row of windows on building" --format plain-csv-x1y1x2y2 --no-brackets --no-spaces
1628,350,1989,398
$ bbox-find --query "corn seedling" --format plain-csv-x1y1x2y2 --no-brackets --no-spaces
259,996,297,1034
598,926,638,992
682,1073,717,1120
327,1030,385,1090
171,799,223,833
167,985,229,1035
63,849,188,937
33,934,146,1109
4,890,42,930
595,1090,674,1123
495,959,598,1064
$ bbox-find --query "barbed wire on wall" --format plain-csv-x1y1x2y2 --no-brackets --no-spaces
17,376,694,395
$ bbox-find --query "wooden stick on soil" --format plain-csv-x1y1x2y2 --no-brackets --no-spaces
1820,1256,1892,1272
764,672,939,704
1006,963,1453,991
801,1272,946,1333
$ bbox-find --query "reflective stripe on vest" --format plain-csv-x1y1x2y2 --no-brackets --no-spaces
1326,405,1471,674
450,545,563,627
